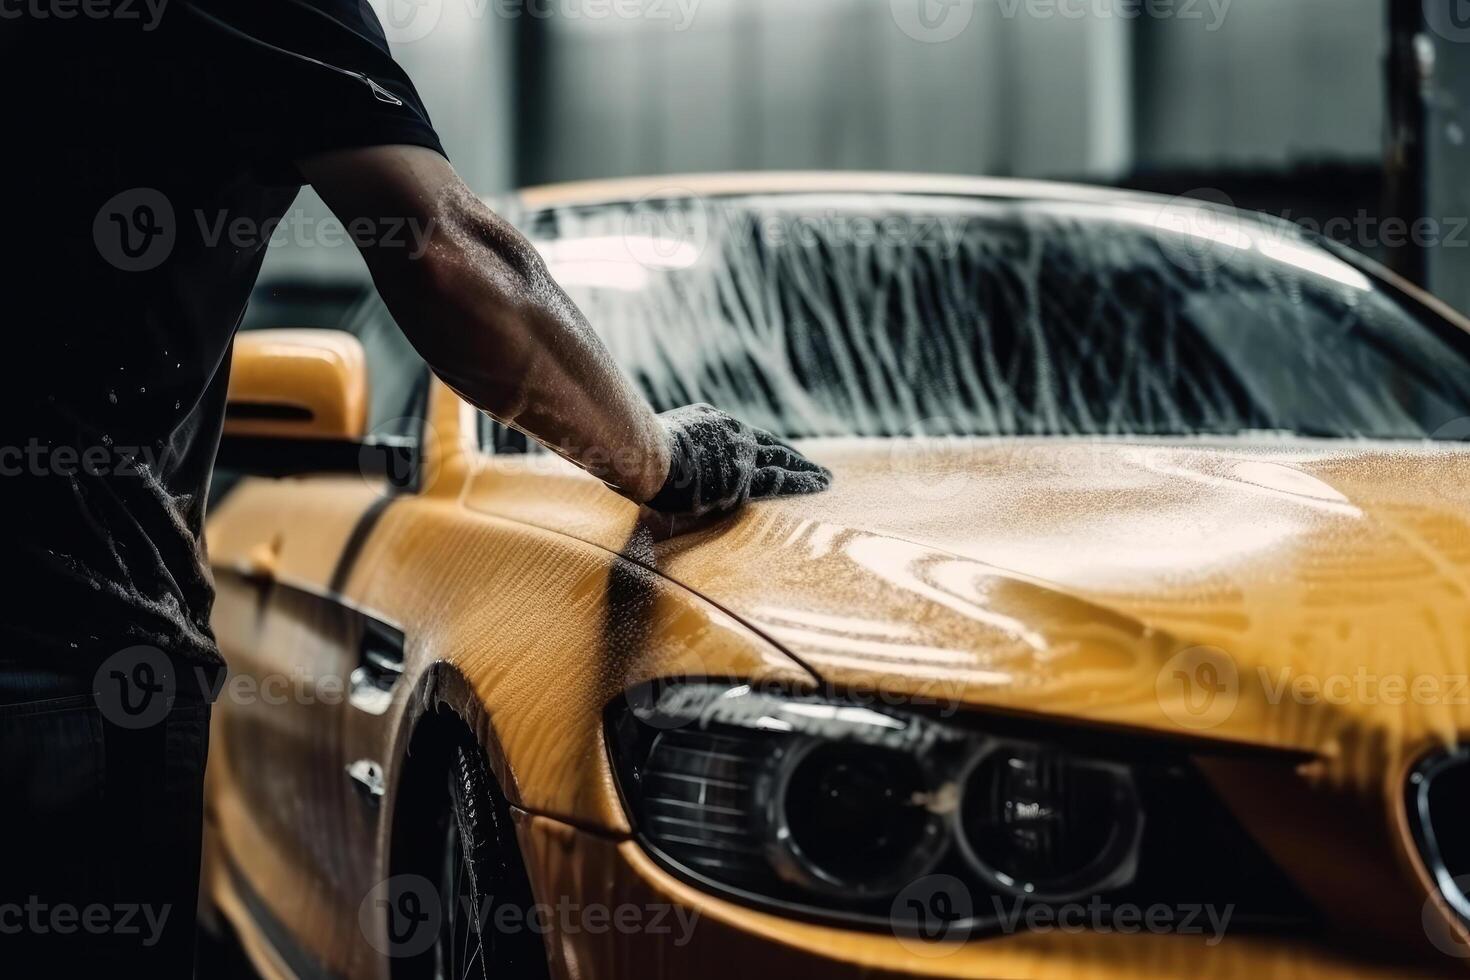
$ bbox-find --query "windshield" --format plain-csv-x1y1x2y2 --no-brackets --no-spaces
516,192,1470,442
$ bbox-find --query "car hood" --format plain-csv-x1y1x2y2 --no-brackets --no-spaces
473,436,1470,758
661,437,1470,760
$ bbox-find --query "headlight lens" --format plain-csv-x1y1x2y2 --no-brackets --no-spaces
606,680,1311,933
775,741,946,898
957,744,1140,901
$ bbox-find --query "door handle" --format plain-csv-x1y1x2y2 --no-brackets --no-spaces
348,618,405,715
348,665,394,715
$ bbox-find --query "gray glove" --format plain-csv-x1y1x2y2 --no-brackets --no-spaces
644,404,833,517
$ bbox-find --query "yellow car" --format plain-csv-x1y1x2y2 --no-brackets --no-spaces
200,174,1470,979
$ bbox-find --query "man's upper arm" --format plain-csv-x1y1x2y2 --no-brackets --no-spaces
298,143,459,269
297,143,548,402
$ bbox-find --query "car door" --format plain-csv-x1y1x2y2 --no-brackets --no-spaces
206,283,430,976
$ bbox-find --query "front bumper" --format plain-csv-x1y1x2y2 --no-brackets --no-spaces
516,813,1463,979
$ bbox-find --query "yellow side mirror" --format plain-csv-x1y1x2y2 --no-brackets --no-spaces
225,329,369,442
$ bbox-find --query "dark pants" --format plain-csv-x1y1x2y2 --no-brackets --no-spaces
0,659,212,977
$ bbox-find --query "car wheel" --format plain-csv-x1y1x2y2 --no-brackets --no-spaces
434,743,549,980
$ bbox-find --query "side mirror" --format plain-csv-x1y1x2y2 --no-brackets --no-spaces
225,329,369,442
219,329,416,479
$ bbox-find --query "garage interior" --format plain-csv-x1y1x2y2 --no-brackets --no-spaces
265,0,1458,306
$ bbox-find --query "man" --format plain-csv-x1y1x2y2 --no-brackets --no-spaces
0,2,829,972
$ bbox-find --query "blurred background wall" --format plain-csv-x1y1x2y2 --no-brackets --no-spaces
519,0,1381,181
264,0,1468,311
517,0,1134,181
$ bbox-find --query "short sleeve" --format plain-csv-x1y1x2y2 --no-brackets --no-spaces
179,0,447,183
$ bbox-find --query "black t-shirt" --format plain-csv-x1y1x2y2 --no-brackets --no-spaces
0,1,445,668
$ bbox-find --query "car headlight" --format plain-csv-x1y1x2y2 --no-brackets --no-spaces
606,680,1311,933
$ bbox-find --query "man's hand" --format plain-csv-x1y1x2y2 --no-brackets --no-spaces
645,405,832,517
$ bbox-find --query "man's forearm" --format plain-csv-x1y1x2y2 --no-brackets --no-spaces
438,282,674,504
378,188,671,502
303,144,829,517
301,145,672,502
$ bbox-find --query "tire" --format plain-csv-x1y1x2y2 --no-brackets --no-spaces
435,743,550,980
